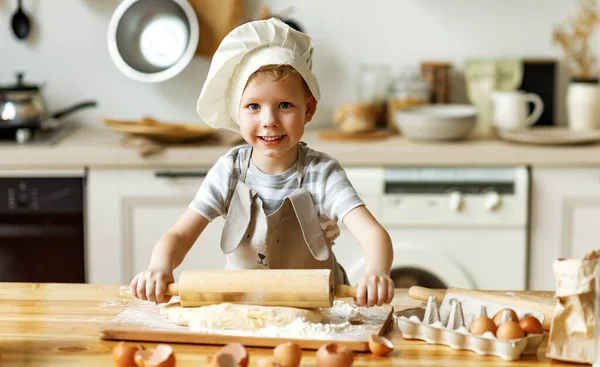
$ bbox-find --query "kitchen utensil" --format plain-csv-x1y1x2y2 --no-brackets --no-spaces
188,0,243,56
318,129,389,142
408,286,556,330
496,126,600,145
11,0,30,40
102,117,217,143
492,91,544,130
0,73,97,131
161,269,357,308
100,299,393,351
107,0,199,83
394,104,476,141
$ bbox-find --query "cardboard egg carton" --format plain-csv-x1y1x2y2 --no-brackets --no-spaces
396,295,545,361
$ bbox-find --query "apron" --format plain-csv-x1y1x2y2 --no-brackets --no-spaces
219,145,349,285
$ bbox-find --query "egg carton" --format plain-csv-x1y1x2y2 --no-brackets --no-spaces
396,295,545,361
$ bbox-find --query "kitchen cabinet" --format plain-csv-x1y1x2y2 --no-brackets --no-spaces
530,168,600,290
86,169,225,284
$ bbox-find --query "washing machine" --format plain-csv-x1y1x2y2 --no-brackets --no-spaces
332,166,529,290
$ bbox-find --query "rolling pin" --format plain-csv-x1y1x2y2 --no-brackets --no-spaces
164,269,357,308
409,286,556,331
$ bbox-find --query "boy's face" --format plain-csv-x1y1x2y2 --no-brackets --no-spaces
238,73,316,164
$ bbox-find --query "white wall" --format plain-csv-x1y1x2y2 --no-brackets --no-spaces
0,0,586,128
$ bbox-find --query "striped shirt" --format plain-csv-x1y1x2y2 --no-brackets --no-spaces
189,143,364,244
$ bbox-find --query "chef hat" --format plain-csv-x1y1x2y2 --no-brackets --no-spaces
196,17,321,133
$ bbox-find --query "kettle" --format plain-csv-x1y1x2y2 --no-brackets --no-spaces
0,72,97,131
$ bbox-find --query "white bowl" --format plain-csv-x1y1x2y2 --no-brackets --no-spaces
107,0,199,83
395,104,477,141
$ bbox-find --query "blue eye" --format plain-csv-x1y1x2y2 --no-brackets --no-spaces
247,103,260,110
279,102,292,109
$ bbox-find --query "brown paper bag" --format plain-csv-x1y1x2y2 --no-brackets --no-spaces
546,249,600,364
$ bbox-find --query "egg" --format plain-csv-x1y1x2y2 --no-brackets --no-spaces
519,316,544,335
112,342,138,367
134,344,175,367
316,343,354,367
368,334,394,356
469,316,497,335
496,321,525,340
212,343,249,367
492,308,518,326
273,342,302,367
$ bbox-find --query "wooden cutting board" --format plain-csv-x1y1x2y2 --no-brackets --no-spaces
188,0,244,56
99,299,394,352
409,286,556,330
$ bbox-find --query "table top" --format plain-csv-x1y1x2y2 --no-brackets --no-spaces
0,283,571,366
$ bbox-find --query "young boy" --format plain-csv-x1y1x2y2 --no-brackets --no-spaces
130,18,394,307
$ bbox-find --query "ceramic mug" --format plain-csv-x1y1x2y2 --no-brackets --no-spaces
492,91,544,130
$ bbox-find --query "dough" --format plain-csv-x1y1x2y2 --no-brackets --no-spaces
160,302,324,330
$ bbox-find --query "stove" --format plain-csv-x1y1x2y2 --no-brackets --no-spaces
0,123,77,146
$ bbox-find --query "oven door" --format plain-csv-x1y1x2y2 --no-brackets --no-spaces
0,172,85,283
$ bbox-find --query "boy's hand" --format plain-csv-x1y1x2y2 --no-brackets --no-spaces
130,267,174,304
355,271,395,307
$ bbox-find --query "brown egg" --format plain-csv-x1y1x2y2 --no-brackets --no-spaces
113,342,138,367
492,308,519,326
134,344,175,367
316,343,354,367
368,334,394,356
273,342,302,367
469,316,497,336
519,316,544,335
496,321,525,340
212,343,249,367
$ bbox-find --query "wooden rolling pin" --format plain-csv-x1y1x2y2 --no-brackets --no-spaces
409,286,556,331
164,269,357,308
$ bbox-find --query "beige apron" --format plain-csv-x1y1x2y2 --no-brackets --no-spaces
220,145,349,285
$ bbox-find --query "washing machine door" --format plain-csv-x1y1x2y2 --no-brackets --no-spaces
344,245,477,289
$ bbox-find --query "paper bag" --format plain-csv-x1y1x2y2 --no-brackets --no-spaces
546,249,600,364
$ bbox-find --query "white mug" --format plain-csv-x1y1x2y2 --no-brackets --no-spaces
492,91,544,130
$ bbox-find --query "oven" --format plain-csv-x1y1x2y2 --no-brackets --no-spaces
0,170,85,283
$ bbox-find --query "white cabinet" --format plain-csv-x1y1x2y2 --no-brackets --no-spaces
87,169,225,284
530,168,600,290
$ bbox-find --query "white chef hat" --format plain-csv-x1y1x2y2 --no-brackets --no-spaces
196,17,321,133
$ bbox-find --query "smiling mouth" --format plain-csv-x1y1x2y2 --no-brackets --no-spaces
259,135,285,142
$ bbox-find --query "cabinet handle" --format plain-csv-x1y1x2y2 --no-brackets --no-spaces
154,170,208,178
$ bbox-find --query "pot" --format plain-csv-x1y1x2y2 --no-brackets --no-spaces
0,72,97,131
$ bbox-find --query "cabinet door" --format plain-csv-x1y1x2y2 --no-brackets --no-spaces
530,168,600,290
87,169,226,284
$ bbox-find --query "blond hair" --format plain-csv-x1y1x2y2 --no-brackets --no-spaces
246,64,312,97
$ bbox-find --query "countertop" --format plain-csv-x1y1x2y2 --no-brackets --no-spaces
3,127,600,169
0,283,571,366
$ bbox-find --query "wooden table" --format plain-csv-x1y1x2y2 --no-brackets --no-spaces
0,283,570,366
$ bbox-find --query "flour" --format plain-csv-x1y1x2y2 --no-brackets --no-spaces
110,298,391,342
188,300,377,340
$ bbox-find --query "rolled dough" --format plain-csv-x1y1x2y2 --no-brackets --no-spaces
160,302,324,330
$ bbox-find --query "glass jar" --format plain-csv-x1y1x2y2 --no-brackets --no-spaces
357,64,392,130
387,69,431,132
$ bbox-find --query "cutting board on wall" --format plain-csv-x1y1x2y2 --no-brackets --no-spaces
188,0,245,56
99,299,394,352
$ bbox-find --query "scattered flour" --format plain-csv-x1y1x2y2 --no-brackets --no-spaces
110,297,391,341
